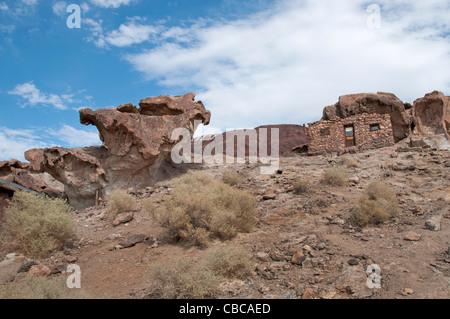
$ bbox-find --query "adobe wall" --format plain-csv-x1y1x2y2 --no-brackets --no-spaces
307,113,395,155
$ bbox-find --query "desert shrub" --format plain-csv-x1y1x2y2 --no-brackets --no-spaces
106,190,136,220
141,198,156,215
350,180,400,227
147,258,219,299
293,178,310,194
221,172,242,186
321,168,349,186
340,156,360,168
162,171,258,247
1,191,76,258
0,274,90,299
205,246,254,280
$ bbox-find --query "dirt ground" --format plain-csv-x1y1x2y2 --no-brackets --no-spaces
1,142,449,299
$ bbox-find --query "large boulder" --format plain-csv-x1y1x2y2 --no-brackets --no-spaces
322,92,411,142
25,93,211,209
411,91,450,150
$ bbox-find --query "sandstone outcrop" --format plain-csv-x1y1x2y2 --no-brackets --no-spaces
410,91,450,150
0,159,64,198
25,93,211,209
322,92,411,142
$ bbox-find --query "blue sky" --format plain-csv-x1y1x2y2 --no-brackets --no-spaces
0,0,449,161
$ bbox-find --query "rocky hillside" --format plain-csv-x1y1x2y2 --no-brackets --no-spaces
1,140,448,299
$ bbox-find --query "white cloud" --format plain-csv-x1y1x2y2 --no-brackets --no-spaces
90,0,135,9
0,2,8,10
125,0,450,131
8,82,74,110
0,127,49,161
48,124,101,147
21,0,38,5
52,1,67,16
84,18,106,48
105,19,160,47
0,124,102,161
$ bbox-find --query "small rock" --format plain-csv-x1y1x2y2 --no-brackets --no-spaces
425,215,442,231
29,264,51,276
347,259,359,266
255,252,271,262
401,288,415,296
317,242,326,250
269,251,285,262
291,252,306,265
51,264,67,274
404,231,421,241
63,255,78,263
263,193,276,200
5,253,17,260
112,212,134,227
120,234,148,248
17,261,37,273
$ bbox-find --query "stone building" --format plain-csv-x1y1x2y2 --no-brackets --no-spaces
307,113,395,155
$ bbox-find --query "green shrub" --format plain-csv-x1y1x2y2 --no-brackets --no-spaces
162,171,258,247
221,172,242,186
106,190,136,220
293,178,310,194
321,168,349,186
205,246,254,280
350,180,400,227
1,191,76,258
147,258,219,299
0,274,90,299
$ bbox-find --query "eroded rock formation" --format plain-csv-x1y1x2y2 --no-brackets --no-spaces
25,93,211,209
410,91,450,150
0,159,64,197
322,92,412,142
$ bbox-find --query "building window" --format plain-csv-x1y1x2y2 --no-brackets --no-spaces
370,124,380,131
320,128,331,136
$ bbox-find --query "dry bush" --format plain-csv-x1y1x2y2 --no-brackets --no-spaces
350,180,400,227
221,172,242,186
321,168,349,186
1,191,76,258
161,171,258,247
147,258,219,299
0,274,90,299
106,190,136,220
340,156,360,168
293,178,310,194
205,246,254,280
141,198,156,215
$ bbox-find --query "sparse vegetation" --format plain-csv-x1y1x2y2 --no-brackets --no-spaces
147,258,220,299
0,191,76,258
161,170,258,247
205,246,254,280
340,156,360,168
321,168,349,186
221,171,242,186
293,178,310,194
0,274,90,299
350,180,401,227
147,245,253,298
106,190,136,220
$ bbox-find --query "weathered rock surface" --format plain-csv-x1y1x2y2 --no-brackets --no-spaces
411,91,450,150
322,92,411,142
25,93,211,209
0,159,64,197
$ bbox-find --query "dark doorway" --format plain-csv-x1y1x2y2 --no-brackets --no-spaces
344,125,356,147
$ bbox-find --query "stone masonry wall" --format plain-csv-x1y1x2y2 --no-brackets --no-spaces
308,113,394,155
